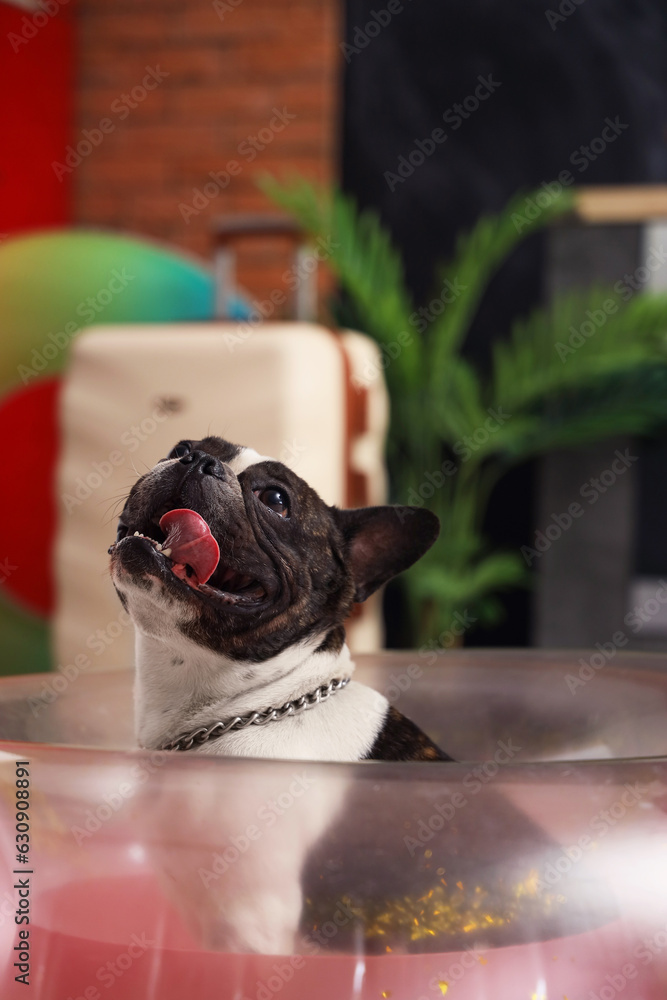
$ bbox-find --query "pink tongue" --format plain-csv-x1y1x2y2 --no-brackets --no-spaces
158,509,220,586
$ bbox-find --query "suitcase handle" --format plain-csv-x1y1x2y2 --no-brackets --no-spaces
211,214,316,322
212,214,302,243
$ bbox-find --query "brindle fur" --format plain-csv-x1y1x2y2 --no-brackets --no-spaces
112,435,449,761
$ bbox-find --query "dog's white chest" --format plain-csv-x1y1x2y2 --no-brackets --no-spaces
134,634,389,762
197,681,388,761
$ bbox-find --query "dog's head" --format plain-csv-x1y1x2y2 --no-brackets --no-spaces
109,436,439,660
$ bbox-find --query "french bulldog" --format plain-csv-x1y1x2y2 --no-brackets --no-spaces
109,435,451,763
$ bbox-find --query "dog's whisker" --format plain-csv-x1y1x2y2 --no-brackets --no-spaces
98,496,131,520
96,493,131,508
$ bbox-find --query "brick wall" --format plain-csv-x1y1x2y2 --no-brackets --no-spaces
74,0,341,305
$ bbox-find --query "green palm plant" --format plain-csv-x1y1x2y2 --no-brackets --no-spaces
261,175,667,645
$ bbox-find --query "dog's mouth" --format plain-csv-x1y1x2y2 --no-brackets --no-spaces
112,508,269,608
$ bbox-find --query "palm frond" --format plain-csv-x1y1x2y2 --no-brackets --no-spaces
492,288,667,411
258,175,422,390
263,174,667,644
485,290,667,459
432,357,489,444
489,365,667,460
408,552,529,605
427,187,575,379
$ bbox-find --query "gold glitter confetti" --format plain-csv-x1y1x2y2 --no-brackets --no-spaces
425,849,433,858
304,871,561,946
381,992,392,998
437,867,445,875
477,955,487,965
437,982,449,996
523,870,540,895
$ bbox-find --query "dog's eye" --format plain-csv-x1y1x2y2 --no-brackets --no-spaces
168,441,191,459
255,487,290,518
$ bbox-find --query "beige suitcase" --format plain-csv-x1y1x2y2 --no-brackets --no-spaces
54,322,389,673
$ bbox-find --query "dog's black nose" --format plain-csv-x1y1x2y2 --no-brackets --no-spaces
179,450,225,479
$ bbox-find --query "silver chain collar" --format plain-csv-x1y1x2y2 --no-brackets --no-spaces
160,677,351,752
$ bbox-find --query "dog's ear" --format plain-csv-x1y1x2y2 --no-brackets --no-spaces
335,506,440,603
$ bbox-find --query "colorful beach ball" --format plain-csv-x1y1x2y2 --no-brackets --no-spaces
0,228,223,672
